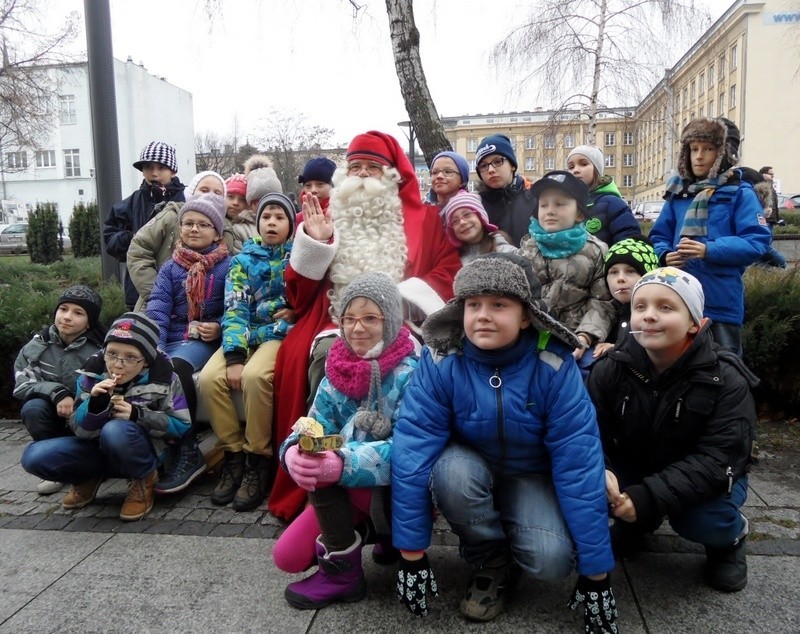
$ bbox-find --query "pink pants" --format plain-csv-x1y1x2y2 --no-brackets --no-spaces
272,488,372,573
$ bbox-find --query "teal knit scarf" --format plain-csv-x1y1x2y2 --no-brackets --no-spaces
665,172,729,237
528,218,589,259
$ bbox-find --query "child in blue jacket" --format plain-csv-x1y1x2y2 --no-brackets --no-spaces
391,253,616,631
648,117,771,356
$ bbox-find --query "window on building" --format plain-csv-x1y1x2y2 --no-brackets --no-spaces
6,151,27,169
525,136,536,150
623,131,634,145
563,134,575,148
690,81,696,101
64,149,81,177
699,73,705,94
604,154,615,168
623,174,633,188
718,54,726,78
708,63,715,86
544,156,555,170
720,93,726,115
682,87,688,108
708,99,714,116
604,132,616,146
699,106,705,118
35,150,56,168
59,94,76,125
525,157,535,171
623,153,634,167
544,134,555,149
469,159,476,172
467,139,478,152
731,44,738,71
730,85,737,109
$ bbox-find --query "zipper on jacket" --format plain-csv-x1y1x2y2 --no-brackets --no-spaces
674,398,682,422
620,395,629,418
490,368,505,464
726,466,733,497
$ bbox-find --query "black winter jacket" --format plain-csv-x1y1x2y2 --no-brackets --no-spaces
587,325,757,530
479,175,536,248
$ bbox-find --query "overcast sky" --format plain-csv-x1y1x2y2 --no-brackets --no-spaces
57,0,733,147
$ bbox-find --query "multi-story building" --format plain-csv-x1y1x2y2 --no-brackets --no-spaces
1,58,194,224
440,0,800,204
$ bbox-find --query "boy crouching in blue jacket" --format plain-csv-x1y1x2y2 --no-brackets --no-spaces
391,252,617,632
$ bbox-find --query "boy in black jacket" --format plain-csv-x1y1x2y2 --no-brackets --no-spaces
103,141,186,308
588,267,756,593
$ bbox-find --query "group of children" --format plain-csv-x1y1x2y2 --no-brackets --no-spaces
15,115,769,629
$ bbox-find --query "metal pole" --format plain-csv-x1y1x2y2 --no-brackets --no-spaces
84,0,121,281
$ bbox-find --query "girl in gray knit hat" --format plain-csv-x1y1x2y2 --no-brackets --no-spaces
274,272,418,610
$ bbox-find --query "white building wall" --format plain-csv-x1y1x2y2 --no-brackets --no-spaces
2,59,194,225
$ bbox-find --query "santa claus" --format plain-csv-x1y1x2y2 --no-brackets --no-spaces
268,131,461,521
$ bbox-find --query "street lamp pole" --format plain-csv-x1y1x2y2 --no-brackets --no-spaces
397,120,416,167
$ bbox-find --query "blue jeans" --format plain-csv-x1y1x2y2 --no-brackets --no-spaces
20,398,73,441
667,477,748,548
430,443,575,580
164,340,217,370
709,321,742,357
21,419,158,483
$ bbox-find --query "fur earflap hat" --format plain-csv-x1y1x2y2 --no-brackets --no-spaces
678,117,740,180
422,252,583,352
244,155,283,204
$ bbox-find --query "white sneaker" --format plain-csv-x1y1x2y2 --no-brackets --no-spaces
37,480,64,495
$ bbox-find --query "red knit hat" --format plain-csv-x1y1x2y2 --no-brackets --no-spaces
346,132,395,167
225,173,247,198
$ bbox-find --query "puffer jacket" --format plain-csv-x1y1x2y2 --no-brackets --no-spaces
227,210,259,254
479,175,536,248
648,178,770,325
280,354,418,489
587,325,757,530
222,236,292,365
13,325,104,404
392,329,614,577
586,177,641,247
519,233,614,343
146,243,231,348
70,351,191,461
128,201,236,311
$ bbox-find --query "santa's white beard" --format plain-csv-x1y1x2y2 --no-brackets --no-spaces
327,167,408,315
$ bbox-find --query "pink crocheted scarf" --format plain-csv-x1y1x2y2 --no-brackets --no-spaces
325,327,415,400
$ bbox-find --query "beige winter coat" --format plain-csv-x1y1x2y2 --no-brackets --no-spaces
228,210,259,253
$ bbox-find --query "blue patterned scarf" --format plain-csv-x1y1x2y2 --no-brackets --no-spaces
665,172,729,237
528,218,589,259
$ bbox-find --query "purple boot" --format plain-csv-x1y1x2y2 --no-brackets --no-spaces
284,532,367,609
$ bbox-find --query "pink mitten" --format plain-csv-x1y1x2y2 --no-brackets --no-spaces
284,444,323,491
315,451,344,487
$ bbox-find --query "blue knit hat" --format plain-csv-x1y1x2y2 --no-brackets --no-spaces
431,151,469,185
298,157,336,185
475,134,517,176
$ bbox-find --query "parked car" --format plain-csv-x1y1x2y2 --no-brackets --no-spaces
778,194,800,210
0,223,71,254
632,201,663,222
0,223,28,254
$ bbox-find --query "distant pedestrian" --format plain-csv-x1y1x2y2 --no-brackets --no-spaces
588,267,756,593
103,141,186,309
567,145,640,247
21,313,190,521
13,286,106,496
755,166,787,268
648,117,771,355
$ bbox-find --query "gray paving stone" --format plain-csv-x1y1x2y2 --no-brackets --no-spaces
184,508,214,522
31,514,72,531
112,519,155,533
208,523,246,537
62,516,102,532
170,521,214,537
144,519,185,534
4,513,45,530
242,524,278,539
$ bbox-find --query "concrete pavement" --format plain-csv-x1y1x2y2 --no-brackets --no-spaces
2,420,799,633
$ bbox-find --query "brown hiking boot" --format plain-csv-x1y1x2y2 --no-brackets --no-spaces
62,478,103,510
211,451,246,506
120,470,158,521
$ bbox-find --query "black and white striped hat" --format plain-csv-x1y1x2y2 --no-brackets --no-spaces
104,312,161,365
133,141,178,173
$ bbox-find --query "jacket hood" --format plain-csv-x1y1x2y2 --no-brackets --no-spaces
591,176,622,201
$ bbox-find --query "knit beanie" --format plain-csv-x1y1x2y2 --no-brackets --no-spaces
298,157,336,185
244,155,283,204
55,285,103,329
338,272,403,351
530,170,590,216
257,192,298,236
422,252,583,352
632,267,705,325
225,173,247,198
431,151,469,185
441,191,498,247
567,145,604,179
475,134,517,176
186,170,226,197
133,141,177,173
105,312,160,366
179,193,226,236
603,236,659,277
677,117,740,180
346,133,396,167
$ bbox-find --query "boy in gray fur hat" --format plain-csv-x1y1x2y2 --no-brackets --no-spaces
391,253,617,630
649,117,771,356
